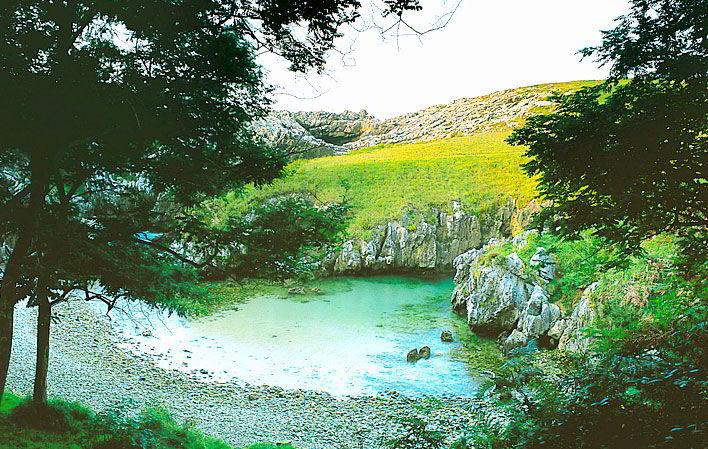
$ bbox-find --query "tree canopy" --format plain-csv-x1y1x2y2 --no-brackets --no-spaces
0,0,425,404
509,0,707,268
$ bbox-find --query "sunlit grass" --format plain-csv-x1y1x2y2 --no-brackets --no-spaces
228,131,537,238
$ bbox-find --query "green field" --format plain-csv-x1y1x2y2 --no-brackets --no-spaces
225,131,536,238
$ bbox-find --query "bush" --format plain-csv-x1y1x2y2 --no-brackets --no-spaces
384,418,446,449
8,397,92,433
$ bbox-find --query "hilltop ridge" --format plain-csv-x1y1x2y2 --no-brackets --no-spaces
254,80,598,157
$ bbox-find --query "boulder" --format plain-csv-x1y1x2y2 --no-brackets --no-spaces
503,329,528,353
419,346,431,359
406,349,420,363
450,250,531,335
553,283,598,352
441,330,454,342
530,247,556,282
451,237,570,352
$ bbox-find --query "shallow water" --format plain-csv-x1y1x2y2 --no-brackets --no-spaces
110,276,493,397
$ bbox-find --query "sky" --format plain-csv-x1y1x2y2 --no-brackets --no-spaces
261,0,630,119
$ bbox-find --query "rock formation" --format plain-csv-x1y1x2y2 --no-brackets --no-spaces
323,199,526,274
254,83,570,158
548,283,598,352
252,111,348,159
290,110,376,146
451,232,596,353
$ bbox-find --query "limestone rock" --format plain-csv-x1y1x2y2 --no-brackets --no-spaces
252,111,348,159
530,247,556,282
451,237,568,352
406,349,420,363
345,84,563,149
329,199,529,274
290,110,375,146
503,329,528,353
419,346,431,359
554,283,598,352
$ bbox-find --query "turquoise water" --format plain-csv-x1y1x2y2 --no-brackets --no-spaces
112,276,491,397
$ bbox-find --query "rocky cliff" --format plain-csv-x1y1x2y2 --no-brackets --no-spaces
254,83,581,155
451,232,597,353
252,111,349,159
323,199,538,274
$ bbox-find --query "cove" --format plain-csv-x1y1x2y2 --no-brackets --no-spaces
110,276,498,397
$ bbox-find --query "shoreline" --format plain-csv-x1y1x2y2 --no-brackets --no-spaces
7,299,483,449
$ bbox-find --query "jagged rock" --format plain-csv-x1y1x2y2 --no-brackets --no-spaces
516,285,561,339
530,247,556,282
290,110,375,145
287,287,306,295
451,237,566,351
252,111,348,159
419,346,431,359
550,283,598,352
254,84,570,161
440,330,454,342
452,237,598,354
406,349,420,363
328,199,528,274
345,84,561,149
503,329,528,353
450,249,531,335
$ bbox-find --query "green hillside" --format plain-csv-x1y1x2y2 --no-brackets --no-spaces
214,81,598,239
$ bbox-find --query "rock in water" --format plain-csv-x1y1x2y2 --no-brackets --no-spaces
406,349,420,363
441,330,454,342
419,346,431,359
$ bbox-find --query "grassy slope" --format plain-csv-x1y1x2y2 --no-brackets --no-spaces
217,81,599,239
231,131,536,238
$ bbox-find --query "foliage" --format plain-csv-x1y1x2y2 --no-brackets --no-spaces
471,350,707,449
188,194,350,279
0,0,417,401
508,0,707,269
0,393,295,449
384,417,446,449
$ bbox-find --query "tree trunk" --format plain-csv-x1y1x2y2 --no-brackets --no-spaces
0,154,49,405
0,303,14,404
33,292,51,405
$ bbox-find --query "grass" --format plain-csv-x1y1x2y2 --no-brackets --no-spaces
224,131,537,239
0,393,296,449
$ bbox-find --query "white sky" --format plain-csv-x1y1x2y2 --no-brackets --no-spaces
261,0,629,119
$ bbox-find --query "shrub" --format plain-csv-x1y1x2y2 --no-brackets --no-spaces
384,418,446,449
8,397,92,433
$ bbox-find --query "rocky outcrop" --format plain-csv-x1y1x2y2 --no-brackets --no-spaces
345,84,560,149
451,233,596,353
254,83,580,159
548,283,598,352
290,110,376,146
252,111,348,159
324,199,522,274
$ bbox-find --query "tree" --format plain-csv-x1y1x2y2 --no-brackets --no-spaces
187,193,351,279
508,0,707,268
0,0,427,405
